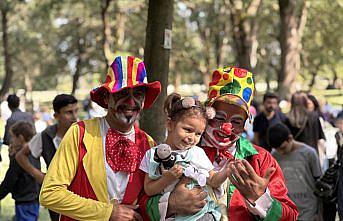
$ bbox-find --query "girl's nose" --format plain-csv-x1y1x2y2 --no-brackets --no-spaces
187,135,194,144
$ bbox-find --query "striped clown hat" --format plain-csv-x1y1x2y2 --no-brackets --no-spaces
206,66,254,116
90,56,161,109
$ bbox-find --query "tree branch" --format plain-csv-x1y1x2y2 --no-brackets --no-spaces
247,0,262,16
297,0,307,39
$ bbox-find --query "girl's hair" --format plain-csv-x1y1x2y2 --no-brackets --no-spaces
10,121,36,142
164,93,212,123
288,92,309,128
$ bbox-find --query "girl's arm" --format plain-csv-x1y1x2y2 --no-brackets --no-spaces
144,164,183,196
207,162,230,188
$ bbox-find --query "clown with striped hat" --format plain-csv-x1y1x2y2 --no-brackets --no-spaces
91,55,161,109
40,55,160,221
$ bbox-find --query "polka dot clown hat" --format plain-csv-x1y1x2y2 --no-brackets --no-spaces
206,66,254,115
90,55,161,109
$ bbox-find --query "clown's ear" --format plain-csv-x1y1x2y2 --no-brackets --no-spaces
205,107,216,119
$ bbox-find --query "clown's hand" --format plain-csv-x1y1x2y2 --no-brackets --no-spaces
228,159,275,203
109,204,142,221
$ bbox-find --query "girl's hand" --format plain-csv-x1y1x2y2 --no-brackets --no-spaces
161,164,183,181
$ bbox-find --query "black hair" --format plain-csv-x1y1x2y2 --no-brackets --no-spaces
164,93,208,123
267,123,291,149
263,92,278,103
7,94,20,109
10,121,36,142
52,94,78,113
307,94,323,116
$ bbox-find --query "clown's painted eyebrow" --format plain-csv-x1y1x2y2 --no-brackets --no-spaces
215,111,228,119
230,114,245,121
215,112,244,121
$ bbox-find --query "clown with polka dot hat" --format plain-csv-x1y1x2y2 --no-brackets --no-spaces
144,67,297,221
199,66,298,221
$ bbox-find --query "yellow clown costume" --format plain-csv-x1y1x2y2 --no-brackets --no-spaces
40,56,160,221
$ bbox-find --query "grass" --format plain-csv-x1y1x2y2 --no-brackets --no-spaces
0,119,50,221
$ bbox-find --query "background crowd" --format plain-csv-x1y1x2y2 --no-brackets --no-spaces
0,89,341,220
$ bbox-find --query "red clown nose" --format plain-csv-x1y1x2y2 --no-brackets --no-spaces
221,122,233,135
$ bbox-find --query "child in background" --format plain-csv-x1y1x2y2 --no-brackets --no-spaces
140,93,230,221
0,121,41,221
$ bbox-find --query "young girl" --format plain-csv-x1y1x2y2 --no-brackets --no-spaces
0,121,41,221
140,93,230,221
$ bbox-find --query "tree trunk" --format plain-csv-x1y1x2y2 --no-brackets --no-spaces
194,19,211,88
24,71,33,112
0,9,13,101
71,29,85,95
71,56,82,95
140,0,174,143
229,0,262,72
265,73,271,92
100,0,113,71
116,11,126,49
309,71,316,90
332,68,338,88
278,0,307,98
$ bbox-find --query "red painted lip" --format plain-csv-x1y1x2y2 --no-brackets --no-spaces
213,129,238,143
213,130,230,143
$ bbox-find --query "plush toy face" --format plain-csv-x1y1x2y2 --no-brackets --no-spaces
156,144,172,159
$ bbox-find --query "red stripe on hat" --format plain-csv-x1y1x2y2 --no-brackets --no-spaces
127,56,133,87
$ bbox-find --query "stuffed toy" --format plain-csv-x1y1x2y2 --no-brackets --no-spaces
154,144,178,170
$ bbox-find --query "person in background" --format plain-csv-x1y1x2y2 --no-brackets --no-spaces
33,111,48,133
335,111,343,220
16,94,78,221
41,106,54,126
268,123,322,221
3,94,34,147
285,92,325,152
0,121,40,221
253,92,287,151
2,94,34,163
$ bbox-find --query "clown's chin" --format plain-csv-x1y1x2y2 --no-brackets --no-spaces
115,112,139,126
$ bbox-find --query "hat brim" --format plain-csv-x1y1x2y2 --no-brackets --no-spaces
207,94,250,116
90,81,161,109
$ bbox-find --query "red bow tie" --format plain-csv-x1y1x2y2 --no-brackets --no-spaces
202,146,234,163
105,128,142,173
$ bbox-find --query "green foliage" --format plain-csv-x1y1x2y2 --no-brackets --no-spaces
0,0,341,96
301,1,343,87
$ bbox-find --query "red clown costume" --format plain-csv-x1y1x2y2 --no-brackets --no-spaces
145,67,298,221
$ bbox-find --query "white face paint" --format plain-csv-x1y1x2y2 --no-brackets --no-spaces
202,111,244,149
108,87,146,127
113,95,142,125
